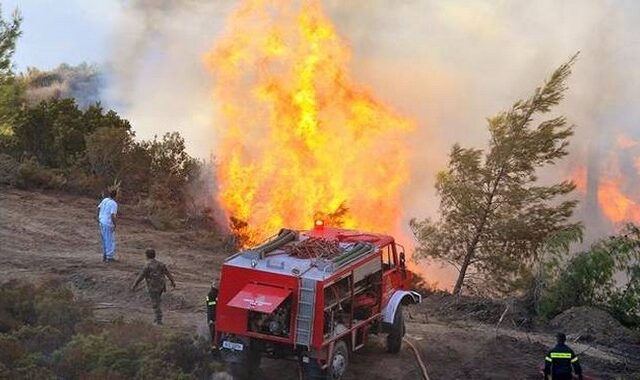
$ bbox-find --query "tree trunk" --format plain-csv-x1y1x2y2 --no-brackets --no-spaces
452,235,480,295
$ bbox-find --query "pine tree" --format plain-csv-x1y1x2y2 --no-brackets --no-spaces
411,54,580,295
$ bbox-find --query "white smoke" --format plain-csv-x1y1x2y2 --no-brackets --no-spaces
105,0,236,158
108,0,640,287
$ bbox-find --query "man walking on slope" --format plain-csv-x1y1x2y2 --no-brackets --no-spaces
97,189,118,262
131,249,176,325
544,332,583,380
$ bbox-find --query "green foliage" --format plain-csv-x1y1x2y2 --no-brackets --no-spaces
539,224,640,328
14,156,65,189
83,125,149,196
0,5,22,142
9,98,129,168
0,280,92,335
0,5,21,77
0,280,219,379
53,323,215,380
3,93,210,229
0,5,216,231
411,54,580,295
143,132,200,206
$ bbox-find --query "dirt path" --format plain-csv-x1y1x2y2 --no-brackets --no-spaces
0,187,223,333
1,187,638,380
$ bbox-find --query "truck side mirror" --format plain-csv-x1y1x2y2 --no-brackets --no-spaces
399,252,406,268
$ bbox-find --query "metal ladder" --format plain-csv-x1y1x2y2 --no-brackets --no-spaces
295,277,316,348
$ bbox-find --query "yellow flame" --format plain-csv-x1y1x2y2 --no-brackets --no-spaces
206,0,414,244
598,177,640,224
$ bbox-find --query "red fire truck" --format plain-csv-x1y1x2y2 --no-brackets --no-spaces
215,223,422,379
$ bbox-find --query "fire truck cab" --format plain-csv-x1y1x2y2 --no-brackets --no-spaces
215,225,422,380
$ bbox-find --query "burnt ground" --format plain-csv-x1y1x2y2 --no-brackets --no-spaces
1,187,639,380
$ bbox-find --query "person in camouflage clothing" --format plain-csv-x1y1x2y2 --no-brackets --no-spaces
131,249,176,325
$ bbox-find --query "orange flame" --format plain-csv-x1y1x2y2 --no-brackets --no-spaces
597,177,640,223
205,0,414,244
571,166,587,193
616,134,639,149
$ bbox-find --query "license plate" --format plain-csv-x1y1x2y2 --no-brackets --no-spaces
222,341,244,351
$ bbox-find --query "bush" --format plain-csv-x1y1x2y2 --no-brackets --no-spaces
539,224,640,328
148,205,181,230
0,152,17,184
0,279,92,335
1,280,220,379
53,325,216,380
15,156,65,189
53,333,135,379
4,90,222,232
13,325,66,355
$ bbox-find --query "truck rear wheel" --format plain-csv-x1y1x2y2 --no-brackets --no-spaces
386,305,405,353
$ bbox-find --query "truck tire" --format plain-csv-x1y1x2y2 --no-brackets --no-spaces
327,340,349,380
227,348,261,380
386,305,405,353
302,340,349,380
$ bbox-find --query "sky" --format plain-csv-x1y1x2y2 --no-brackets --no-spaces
4,0,117,71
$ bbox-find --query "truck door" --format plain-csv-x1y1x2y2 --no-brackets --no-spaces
380,244,397,304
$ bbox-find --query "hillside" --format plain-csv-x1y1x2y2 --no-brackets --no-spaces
1,187,638,379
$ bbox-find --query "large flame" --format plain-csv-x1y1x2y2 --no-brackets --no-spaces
597,177,640,223
573,134,640,225
596,135,640,224
205,0,413,244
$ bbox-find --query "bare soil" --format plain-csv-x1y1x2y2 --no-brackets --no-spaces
1,187,639,380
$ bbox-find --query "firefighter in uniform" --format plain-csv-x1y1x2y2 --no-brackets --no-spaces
544,333,583,380
131,249,176,325
206,282,219,348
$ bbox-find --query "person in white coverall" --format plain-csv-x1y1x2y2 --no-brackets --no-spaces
97,189,118,262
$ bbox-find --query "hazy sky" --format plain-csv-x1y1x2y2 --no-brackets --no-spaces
4,0,116,70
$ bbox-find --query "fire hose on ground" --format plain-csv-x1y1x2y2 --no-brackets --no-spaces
295,337,431,380
403,336,431,380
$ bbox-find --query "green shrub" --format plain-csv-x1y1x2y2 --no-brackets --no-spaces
0,280,92,335
15,156,65,189
53,328,214,380
33,287,92,336
539,224,640,328
53,333,135,379
0,280,38,332
1,280,220,379
0,333,27,365
148,205,181,230
0,153,18,184
13,325,66,355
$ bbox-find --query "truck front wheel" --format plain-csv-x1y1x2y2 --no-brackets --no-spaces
327,341,349,379
386,305,405,353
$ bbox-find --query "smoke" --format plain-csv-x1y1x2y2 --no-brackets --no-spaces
22,63,103,108
105,0,235,158
108,0,640,286
321,0,640,230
